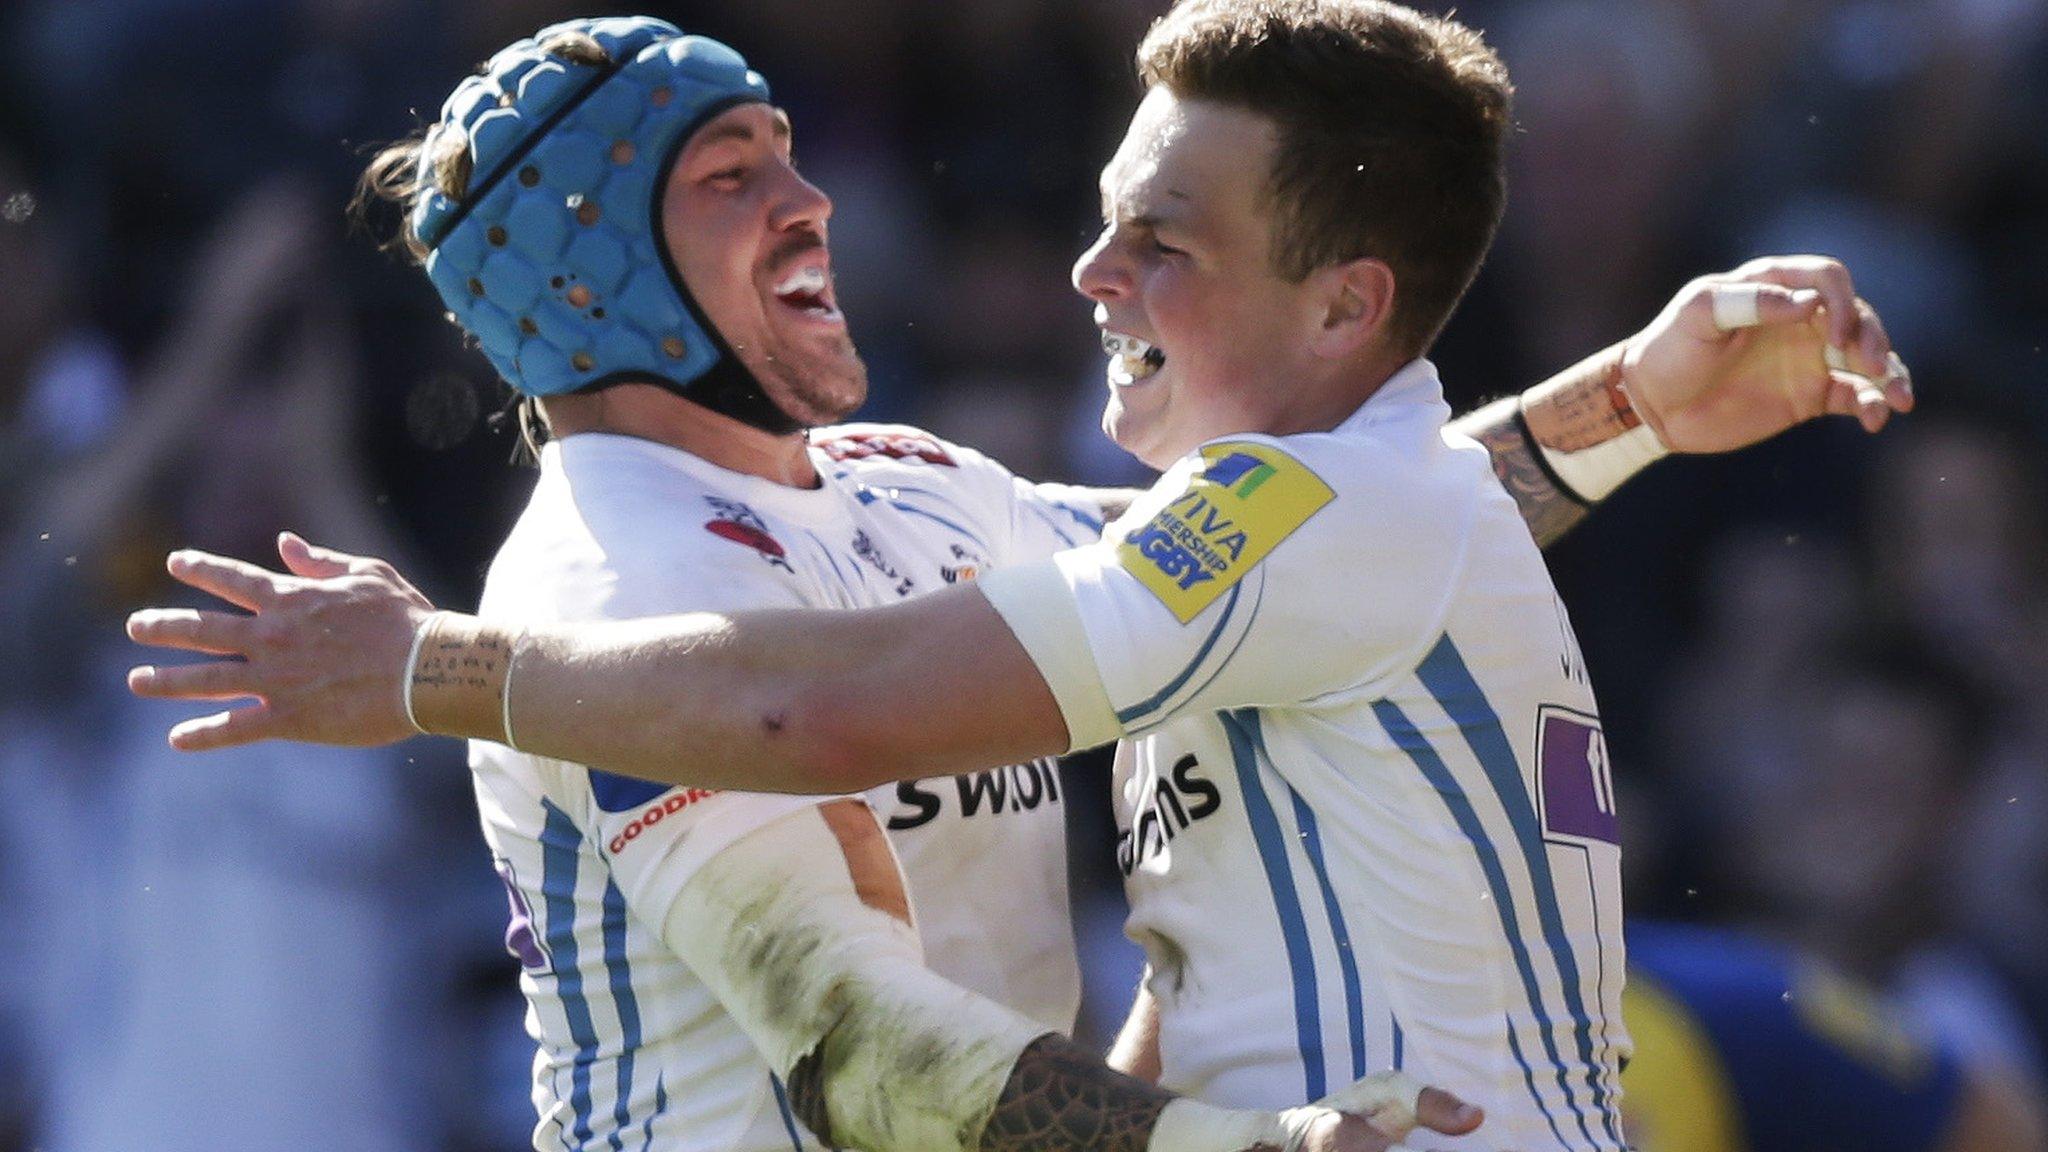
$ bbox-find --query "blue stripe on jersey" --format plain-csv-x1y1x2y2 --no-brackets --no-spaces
1288,786,1367,1080
1369,698,1587,1149
1021,492,1105,546
882,497,992,555
634,1074,666,1152
541,800,601,1149
1392,1016,1404,1070
1221,708,1326,1099
1118,582,1244,728
1168,574,1267,726
803,531,858,590
1056,500,1105,536
769,1073,806,1152
1506,1014,1575,1152
601,879,640,1151
1023,499,1080,548
1414,636,1618,1146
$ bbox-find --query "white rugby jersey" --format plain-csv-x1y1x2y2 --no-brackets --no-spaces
472,425,1101,1152
983,361,1630,1152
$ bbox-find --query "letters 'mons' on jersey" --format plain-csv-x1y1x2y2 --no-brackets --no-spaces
983,361,1629,1152
473,425,1102,1152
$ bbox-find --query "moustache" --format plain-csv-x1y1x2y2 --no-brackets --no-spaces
767,232,828,272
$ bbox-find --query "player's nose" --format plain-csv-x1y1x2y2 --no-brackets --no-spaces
1071,227,1130,302
769,164,832,233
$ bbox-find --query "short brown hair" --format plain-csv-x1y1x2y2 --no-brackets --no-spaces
1137,0,1512,355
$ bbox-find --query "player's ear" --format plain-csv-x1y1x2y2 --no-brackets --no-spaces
1310,256,1395,360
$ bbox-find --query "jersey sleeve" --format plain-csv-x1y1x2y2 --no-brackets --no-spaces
978,438,1453,748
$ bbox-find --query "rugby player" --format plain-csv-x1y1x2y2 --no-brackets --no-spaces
129,3,1911,1150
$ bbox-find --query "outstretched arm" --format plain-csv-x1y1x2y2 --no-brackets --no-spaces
127,533,1069,793
1449,255,1913,548
682,799,1481,1152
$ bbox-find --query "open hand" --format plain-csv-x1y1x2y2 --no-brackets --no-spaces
126,533,434,751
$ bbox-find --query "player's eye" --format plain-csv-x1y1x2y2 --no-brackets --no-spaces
704,164,748,188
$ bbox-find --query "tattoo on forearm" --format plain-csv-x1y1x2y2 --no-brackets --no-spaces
980,1033,1176,1152
1463,397,1591,549
1519,346,1640,453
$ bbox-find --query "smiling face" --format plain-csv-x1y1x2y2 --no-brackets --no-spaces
661,102,865,426
1073,88,1335,470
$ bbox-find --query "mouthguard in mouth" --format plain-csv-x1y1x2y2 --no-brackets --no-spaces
772,265,839,319
1102,331,1165,385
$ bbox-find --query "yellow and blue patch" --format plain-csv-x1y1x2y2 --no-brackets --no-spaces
1118,442,1334,623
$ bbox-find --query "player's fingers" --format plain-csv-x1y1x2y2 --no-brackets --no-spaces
1848,298,1893,380
1885,351,1916,412
127,607,256,655
1714,283,1822,333
1745,257,1858,346
165,550,288,613
1827,369,1892,433
127,660,258,702
167,703,280,752
277,531,352,579
281,530,411,587
1706,281,1764,332
1412,1088,1485,1136
1703,280,1822,333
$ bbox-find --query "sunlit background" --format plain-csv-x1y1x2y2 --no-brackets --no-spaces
2,0,2045,1148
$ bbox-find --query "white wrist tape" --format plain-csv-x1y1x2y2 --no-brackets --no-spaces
499,625,528,752
1317,1070,1428,1137
1147,1097,1293,1152
1532,405,1670,503
1147,1069,1431,1152
400,611,452,735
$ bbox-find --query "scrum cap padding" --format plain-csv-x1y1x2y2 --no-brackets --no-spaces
412,17,779,414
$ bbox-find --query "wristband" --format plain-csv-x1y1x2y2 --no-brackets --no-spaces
402,611,452,735
1538,419,1668,504
500,626,529,752
405,612,517,746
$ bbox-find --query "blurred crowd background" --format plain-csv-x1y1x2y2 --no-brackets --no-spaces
3,0,2046,1147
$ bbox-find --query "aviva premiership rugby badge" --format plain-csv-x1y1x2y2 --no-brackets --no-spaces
1120,442,1335,623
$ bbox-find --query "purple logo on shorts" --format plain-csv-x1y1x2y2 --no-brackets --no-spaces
1536,707,1619,846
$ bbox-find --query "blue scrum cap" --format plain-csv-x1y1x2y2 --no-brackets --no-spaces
411,17,798,432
